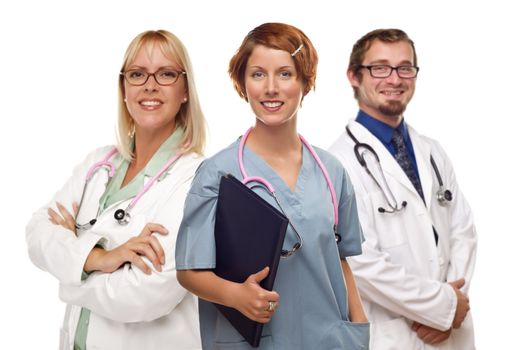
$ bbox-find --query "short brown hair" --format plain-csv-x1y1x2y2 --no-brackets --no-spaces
228,22,318,100
348,29,417,99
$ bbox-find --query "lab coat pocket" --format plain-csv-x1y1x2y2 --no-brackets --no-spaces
214,335,272,349
319,320,370,350
371,317,418,349
59,328,70,350
368,191,409,249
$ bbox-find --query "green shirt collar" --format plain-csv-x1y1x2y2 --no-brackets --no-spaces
99,127,184,211
143,127,184,177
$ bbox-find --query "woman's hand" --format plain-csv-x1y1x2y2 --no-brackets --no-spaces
84,223,169,275
230,267,280,323
48,202,79,235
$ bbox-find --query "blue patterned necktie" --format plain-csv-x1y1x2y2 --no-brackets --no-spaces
391,129,424,200
391,129,438,244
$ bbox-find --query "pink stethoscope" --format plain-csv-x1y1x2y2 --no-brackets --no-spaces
75,147,183,231
238,127,340,257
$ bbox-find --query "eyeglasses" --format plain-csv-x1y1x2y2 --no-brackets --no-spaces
120,69,186,86
360,65,419,79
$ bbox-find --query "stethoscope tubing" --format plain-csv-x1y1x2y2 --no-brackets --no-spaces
125,151,183,213
238,127,339,229
76,147,183,229
346,125,452,213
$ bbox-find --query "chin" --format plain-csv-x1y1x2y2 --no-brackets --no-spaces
257,118,292,128
379,101,407,117
256,111,297,126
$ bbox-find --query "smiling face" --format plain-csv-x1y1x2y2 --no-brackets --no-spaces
348,39,416,126
244,45,304,127
123,42,187,137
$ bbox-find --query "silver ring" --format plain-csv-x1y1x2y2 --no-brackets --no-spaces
267,301,276,312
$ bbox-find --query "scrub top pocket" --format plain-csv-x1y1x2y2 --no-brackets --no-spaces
214,335,272,350
318,320,370,350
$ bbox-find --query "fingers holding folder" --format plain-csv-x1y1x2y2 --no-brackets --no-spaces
230,266,280,324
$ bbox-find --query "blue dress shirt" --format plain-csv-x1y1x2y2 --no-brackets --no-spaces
355,110,421,182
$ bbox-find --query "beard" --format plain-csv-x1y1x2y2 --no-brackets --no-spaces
379,100,407,117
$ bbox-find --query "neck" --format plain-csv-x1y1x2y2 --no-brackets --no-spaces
246,120,301,157
132,124,176,167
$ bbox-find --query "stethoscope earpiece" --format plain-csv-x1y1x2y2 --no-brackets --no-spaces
377,204,406,214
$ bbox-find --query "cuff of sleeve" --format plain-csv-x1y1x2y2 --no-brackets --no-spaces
443,283,458,330
69,234,107,286
80,243,105,281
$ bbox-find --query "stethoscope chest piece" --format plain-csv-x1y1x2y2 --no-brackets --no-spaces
430,156,453,206
436,188,453,206
114,209,130,225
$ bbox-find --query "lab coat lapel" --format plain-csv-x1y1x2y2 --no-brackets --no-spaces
408,126,433,209
349,121,419,199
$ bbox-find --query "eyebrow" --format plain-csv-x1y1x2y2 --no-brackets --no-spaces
247,65,295,70
126,65,179,71
367,59,414,65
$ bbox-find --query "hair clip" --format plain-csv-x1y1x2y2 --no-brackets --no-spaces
291,44,304,57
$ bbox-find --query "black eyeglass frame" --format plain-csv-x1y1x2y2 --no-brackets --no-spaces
359,64,419,79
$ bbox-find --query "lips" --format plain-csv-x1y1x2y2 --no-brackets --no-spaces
139,99,162,106
261,101,284,111
379,89,406,101
139,99,163,110
380,90,403,96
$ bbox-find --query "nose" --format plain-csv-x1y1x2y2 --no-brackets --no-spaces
144,73,159,92
385,68,402,84
265,76,279,95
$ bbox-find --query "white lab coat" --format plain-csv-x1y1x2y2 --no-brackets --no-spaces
26,146,203,350
329,120,477,350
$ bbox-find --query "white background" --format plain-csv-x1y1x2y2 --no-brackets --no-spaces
1,0,516,348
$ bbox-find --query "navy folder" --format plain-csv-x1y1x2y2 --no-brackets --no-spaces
213,174,288,347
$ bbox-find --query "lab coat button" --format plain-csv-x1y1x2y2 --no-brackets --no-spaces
438,257,445,265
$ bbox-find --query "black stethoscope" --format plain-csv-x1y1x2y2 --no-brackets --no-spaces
346,126,452,214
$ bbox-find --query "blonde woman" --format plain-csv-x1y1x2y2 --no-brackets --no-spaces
26,30,205,350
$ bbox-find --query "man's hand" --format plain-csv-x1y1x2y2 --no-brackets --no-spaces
412,322,452,344
449,278,470,328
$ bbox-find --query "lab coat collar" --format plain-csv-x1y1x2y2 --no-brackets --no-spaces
356,110,412,150
406,125,433,210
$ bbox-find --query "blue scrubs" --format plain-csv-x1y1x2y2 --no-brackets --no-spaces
176,139,369,349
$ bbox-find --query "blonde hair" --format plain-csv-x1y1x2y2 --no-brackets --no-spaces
117,30,206,159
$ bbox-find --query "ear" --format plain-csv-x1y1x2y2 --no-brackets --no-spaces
347,69,360,88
